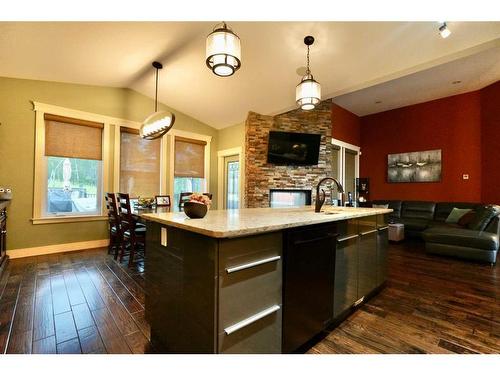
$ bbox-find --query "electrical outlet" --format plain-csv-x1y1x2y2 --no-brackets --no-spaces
462,174,469,180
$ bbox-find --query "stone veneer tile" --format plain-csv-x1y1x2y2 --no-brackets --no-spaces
245,99,333,208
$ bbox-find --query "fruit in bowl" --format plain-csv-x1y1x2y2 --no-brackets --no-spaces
183,193,211,218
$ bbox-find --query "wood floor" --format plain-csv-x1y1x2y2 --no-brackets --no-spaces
309,242,500,354
0,241,498,354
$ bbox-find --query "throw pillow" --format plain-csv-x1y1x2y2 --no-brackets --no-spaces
445,208,472,224
467,205,500,231
458,211,476,227
372,204,389,209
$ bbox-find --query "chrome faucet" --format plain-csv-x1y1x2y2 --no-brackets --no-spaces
315,177,345,212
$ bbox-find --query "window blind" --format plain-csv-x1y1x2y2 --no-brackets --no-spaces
174,136,206,178
44,114,104,160
120,127,161,198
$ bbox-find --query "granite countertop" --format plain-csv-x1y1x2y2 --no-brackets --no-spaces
141,206,393,238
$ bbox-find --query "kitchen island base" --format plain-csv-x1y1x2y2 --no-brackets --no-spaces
143,207,391,354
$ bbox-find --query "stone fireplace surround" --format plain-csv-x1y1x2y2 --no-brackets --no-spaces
245,100,333,208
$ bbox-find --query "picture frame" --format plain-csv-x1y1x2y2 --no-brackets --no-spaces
387,149,442,183
155,195,171,207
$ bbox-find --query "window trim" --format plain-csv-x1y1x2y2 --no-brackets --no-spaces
331,138,360,206
112,123,168,197
32,101,128,224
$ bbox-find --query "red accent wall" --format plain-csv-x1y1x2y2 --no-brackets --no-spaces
332,103,361,146
359,91,483,202
481,81,500,204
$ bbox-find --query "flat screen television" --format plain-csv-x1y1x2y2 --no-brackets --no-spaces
267,131,321,165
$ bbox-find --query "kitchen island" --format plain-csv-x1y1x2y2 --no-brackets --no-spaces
141,206,392,353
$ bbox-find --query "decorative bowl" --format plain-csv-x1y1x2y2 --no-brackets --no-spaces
183,201,208,219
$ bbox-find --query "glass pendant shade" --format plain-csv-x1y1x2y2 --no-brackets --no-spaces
296,74,321,110
206,23,241,77
140,111,175,140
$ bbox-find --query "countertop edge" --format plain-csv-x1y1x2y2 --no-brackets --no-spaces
141,208,393,239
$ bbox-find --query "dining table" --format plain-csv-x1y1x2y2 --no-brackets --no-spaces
131,205,171,222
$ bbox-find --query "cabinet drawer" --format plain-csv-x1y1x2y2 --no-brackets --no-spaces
337,219,358,239
218,232,282,353
219,232,282,275
218,307,282,353
358,215,377,234
377,214,389,229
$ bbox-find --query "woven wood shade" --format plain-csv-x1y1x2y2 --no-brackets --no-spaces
44,114,103,160
120,128,161,198
174,136,206,178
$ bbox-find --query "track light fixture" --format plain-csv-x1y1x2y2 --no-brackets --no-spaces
439,22,451,38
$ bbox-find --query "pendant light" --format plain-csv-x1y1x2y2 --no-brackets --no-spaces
296,36,321,111
206,22,241,77
140,61,175,140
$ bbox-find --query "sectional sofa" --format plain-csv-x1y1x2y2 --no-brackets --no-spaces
372,200,499,265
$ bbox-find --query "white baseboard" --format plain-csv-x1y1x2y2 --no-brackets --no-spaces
7,239,110,259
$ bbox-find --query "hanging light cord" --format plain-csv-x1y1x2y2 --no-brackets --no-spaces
154,66,159,112
306,45,311,75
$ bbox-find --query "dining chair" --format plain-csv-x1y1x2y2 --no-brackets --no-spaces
178,192,193,210
117,193,146,266
105,192,121,260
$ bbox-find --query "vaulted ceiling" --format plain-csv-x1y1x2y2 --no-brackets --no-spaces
1,22,499,128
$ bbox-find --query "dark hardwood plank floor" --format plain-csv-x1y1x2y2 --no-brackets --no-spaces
0,242,497,354
308,241,499,354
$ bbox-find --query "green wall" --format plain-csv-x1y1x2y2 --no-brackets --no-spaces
0,76,218,251
217,121,245,151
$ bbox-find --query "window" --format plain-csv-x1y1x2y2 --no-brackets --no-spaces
173,136,207,209
43,114,104,217
119,127,161,198
33,102,111,224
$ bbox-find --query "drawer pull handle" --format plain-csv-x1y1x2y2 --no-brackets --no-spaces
226,255,281,274
360,229,377,236
224,305,281,335
293,233,337,246
337,234,358,242
378,226,389,231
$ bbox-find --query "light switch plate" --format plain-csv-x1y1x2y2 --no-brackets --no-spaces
462,174,469,180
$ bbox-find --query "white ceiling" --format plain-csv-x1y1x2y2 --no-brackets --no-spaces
333,41,500,116
0,22,499,128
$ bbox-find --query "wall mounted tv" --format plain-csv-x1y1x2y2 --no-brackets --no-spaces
267,131,321,165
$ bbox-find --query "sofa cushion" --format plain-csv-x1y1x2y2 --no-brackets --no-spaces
423,227,499,251
399,217,430,231
434,202,480,222
372,200,402,219
458,211,477,227
468,205,500,231
401,201,436,220
445,208,473,224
